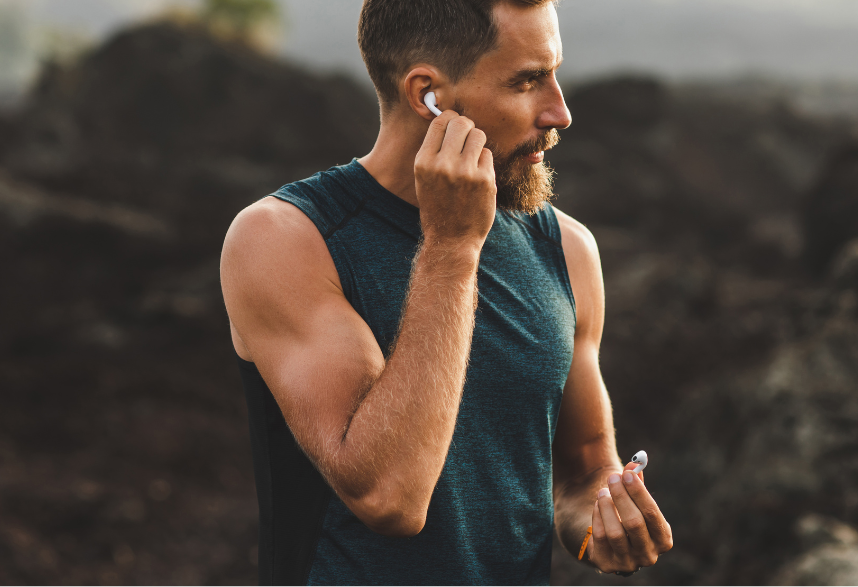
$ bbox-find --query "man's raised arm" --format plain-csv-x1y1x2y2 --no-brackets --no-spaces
552,211,673,573
220,110,495,538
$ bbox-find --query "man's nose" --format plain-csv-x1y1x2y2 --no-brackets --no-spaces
537,78,572,131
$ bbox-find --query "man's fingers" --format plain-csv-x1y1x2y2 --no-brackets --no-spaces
419,110,460,154
621,470,673,552
590,470,672,574
590,497,606,562
439,116,476,156
607,473,650,551
477,147,494,176
462,127,487,163
623,461,644,484
596,489,631,557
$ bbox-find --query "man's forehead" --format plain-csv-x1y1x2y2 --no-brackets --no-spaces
479,2,563,78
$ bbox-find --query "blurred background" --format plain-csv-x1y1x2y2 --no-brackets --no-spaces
1,0,857,584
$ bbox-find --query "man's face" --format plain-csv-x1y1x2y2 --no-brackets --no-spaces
450,1,571,213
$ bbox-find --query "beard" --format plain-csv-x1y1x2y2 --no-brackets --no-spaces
487,129,560,214
450,100,560,213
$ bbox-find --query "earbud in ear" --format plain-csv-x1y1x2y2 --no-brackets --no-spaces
630,450,648,474
424,92,442,117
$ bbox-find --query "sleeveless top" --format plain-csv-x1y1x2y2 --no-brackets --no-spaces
237,159,577,585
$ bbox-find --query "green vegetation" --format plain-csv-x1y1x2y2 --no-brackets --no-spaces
0,4,30,90
202,0,279,41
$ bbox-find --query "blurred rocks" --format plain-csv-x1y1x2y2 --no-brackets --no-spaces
649,297,858,584
1,22,857,587
830,239,858,293
794,514,858,551
773,515,858,586
2,21,378,255
0,22,377,586
548,78,858,585
803,142,858,274
570,76,668,134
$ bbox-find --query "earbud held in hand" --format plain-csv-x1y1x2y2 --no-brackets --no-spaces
630,450,648,474
424,92,442,117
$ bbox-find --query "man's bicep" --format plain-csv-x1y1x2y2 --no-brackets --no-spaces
221,201,386,469
248,294,386,445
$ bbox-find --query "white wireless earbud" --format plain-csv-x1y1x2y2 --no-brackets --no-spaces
424,91,442,117
630,450,648,474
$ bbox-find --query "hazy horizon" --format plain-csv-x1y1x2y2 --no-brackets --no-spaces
2,0,858,97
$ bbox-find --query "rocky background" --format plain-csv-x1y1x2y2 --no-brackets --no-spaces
0,22,856,585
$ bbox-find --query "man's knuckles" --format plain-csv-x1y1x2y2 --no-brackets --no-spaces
437,165,482,187
467,128,487,144
605,528,629,549
638,504,662,522
423,159,492,186
623,513,647,534
656,528,674,552
447,116,475,132
638,551,659,567
431,112,458,128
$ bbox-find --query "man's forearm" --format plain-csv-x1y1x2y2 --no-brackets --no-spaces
332,237,481,531
555,464,624,564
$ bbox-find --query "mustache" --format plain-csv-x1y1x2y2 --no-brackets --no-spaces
504,129,561,160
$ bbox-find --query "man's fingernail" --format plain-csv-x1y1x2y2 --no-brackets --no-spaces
598,488,610,498
623,471,634,484
608,474,621,485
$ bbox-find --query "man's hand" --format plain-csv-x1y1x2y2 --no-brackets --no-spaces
587,462,673,574
414,110,496,247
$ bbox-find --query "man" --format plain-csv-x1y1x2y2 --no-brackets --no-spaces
220,0,673,584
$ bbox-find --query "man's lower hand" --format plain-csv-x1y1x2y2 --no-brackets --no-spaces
586,462,673,574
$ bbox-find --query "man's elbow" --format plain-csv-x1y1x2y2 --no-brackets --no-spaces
364,507,427,538
346,487,429,538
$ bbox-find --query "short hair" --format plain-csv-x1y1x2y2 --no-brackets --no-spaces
358,0,555,111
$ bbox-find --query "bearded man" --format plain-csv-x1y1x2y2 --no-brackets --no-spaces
220,0,673,584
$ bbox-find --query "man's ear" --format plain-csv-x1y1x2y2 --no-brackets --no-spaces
403,66,445,121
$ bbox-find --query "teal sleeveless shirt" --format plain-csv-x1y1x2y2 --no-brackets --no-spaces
239,159,576,585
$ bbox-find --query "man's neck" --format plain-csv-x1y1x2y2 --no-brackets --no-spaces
358,112,428,208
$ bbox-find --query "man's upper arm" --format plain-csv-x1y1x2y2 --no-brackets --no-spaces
220,198,386,487
552,210,621,485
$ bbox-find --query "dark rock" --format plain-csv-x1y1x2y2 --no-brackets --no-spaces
648,306,858,585
0,22,381,584
830,239,858,292
772,515,858,586
2,21,379,245
569,76,668,133
802,142,858,274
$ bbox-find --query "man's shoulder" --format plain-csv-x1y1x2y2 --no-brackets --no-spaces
221,196,338,296
552,206,600,263
228,196,323,250
552,206,605,334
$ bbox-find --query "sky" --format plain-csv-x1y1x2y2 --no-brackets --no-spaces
2,0,858,95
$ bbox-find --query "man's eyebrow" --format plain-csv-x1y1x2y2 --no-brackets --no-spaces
507,57,564,82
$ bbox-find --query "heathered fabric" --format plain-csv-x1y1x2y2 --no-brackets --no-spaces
246,159,576,585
